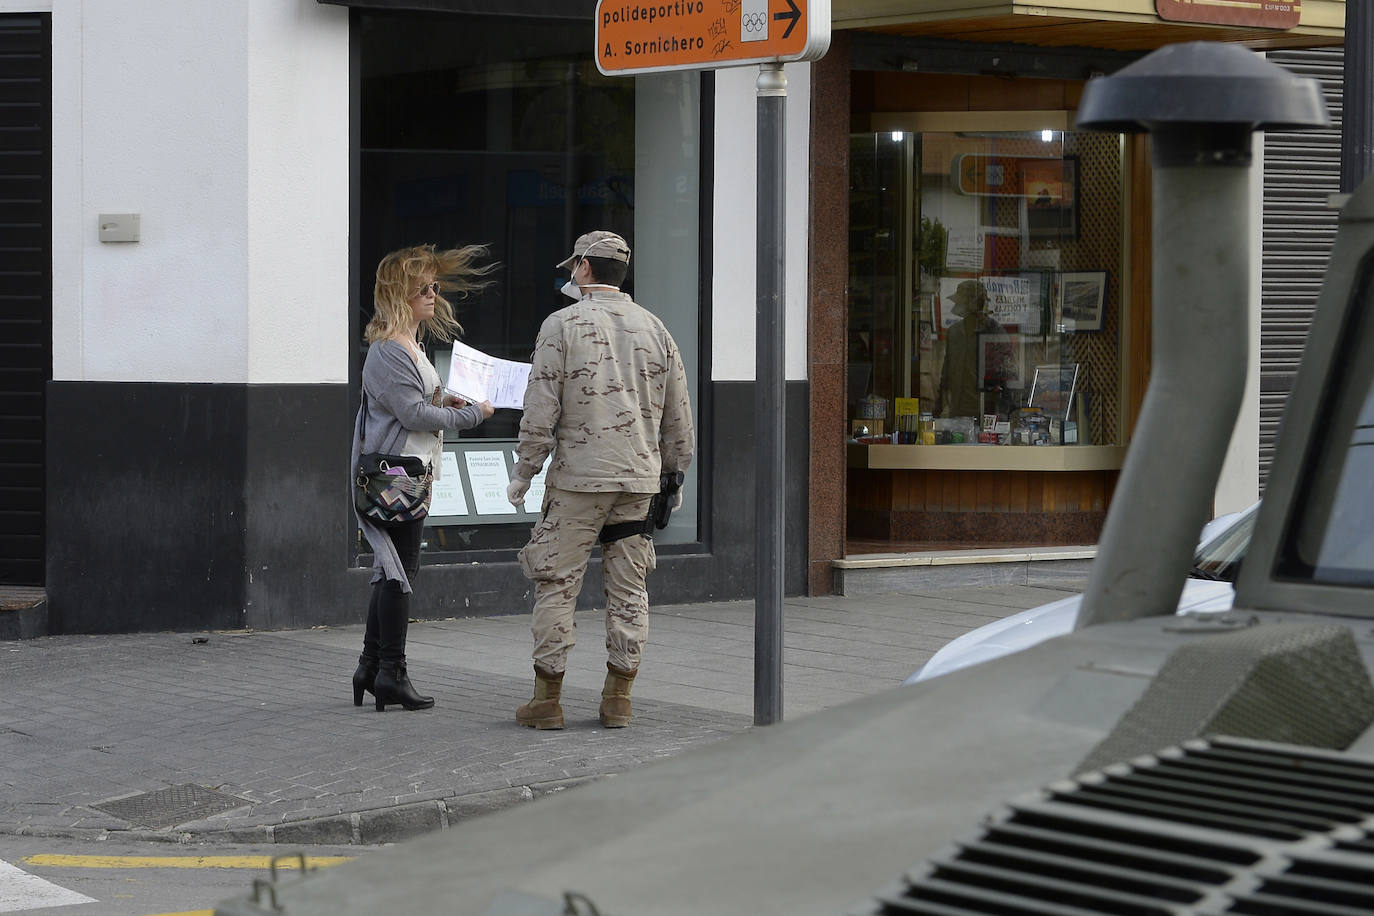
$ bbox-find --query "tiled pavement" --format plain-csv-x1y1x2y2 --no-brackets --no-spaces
0,585,1075,845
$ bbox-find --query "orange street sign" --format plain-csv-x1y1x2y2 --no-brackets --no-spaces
596,0,830,76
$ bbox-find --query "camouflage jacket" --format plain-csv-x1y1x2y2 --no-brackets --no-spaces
514,289,695,493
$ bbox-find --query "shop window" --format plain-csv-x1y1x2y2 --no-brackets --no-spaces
849,128,1125,452
358,11,703,553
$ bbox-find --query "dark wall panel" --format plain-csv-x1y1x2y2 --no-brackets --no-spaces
47,382,248,634
243,384,364,630
45,378,808,635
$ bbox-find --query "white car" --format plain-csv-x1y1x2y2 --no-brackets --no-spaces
906,501,1260,684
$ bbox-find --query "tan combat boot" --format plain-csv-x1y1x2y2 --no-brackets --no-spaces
515,666,565,729
599,662,637,728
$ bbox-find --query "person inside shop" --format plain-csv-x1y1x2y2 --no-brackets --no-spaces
505,230,695,730
351,244,496,712
935,278,1018,419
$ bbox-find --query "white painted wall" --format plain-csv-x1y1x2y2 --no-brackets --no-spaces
247,0,349,384
1213,140,1264,515
711,62,811,382
49,0,348,384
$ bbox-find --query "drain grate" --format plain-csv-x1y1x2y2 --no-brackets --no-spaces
91,784,250,828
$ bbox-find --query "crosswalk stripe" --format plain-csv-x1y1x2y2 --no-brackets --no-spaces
0,859,97,912
22,854,353,870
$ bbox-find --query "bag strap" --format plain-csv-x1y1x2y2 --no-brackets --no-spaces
359,391,369,443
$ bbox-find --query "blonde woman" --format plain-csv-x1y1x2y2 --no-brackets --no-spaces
350,244,496,711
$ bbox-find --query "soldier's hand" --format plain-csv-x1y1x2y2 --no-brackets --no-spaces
507,476,530,507
673,488,684,510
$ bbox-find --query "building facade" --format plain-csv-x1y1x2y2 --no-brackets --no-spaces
0,0,1346,633
806,3,1345,593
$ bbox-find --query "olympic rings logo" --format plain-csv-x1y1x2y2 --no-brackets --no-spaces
743,12,767,32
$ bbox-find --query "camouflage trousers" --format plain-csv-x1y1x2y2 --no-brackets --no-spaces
517,487,657,676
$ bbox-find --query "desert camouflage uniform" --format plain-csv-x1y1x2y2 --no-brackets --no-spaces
514,288,695,676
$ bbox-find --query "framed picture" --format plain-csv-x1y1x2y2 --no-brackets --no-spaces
1027,363,1080,420
977,331,1025,389
1022,156,1079,239
1056,271,1108,333
939,274,1040,335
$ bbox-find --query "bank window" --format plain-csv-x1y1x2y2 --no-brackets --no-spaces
849,127,1126,451
359,11,703,553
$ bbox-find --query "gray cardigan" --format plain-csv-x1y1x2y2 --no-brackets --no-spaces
352,339,485,592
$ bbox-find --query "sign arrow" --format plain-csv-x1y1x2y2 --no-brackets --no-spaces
774,0,800,40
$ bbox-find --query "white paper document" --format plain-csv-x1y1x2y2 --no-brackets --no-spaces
428,451,469,518
464,450,517,515
445,340,531,410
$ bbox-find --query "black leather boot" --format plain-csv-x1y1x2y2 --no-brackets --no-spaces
374,661,434,711
352,654,379,707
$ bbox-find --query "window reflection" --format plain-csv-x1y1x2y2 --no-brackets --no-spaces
848,129,1123,448
359,12,700,552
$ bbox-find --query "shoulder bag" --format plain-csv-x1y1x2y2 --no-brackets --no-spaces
354,395,433,525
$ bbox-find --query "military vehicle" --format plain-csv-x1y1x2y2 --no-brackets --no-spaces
218,43,1374,915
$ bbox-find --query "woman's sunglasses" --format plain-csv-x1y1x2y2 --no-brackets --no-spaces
413,281,441,297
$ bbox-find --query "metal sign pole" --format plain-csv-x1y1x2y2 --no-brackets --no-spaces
755,61,786,725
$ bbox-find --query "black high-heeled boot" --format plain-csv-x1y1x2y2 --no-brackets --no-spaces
374,661,434,711
352,655,379,706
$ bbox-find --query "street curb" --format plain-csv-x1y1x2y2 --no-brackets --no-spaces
0,775,614,847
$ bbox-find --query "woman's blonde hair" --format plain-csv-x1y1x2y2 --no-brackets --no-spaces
365,244,497,344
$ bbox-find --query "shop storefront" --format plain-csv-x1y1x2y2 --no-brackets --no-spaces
804,3,1345,591
845,106,1131,545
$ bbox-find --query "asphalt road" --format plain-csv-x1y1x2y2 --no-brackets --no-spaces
0,835,367,915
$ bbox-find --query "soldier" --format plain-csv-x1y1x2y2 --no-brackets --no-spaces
506,231,695,729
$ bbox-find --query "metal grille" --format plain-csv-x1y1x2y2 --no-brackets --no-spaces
0,14,50,587
1261,49,1344,491
92,784,250,828
856,737,1374,915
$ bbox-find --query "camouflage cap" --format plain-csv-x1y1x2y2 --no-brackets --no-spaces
556,230,631,269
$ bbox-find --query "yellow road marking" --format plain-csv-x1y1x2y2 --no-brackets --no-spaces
22,854,353,870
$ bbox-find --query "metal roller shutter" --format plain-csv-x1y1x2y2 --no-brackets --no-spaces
1261,48,1343,490
0,14,50,586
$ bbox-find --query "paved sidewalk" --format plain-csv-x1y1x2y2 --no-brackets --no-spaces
0,585,1074,846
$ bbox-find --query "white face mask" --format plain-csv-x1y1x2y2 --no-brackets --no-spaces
560,237,625,299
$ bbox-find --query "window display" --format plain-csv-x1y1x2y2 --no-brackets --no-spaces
848,127,1125,452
